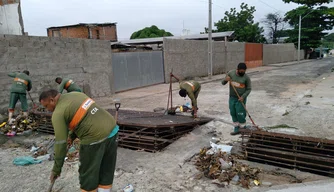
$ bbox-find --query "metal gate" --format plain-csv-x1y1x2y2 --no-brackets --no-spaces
112,51,165,92
245,43,263,68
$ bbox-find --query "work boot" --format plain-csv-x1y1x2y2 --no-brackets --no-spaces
230,126,240,135
8,112,14,125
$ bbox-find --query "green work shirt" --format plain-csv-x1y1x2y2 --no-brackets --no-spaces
58,78,82,93
8,72,32,93
222,70,251,99
51,92,116,175
179,80,201,108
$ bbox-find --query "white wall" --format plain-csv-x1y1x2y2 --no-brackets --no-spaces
0,3,23,35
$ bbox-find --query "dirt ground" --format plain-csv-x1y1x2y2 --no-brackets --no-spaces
1,58,334,192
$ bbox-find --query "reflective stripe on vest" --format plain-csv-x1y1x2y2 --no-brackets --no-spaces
14,77,28,86
69,98,95,131
64,80,73,90
185,82,195,91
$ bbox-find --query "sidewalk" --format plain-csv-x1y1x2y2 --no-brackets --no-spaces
263,179,334,192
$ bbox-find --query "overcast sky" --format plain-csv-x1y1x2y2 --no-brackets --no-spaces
21,0,334,40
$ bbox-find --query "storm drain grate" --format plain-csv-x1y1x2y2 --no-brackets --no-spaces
32,109,213,153
240,129,334,177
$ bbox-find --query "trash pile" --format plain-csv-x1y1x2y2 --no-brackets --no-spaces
13,137,81,166
194,142,261,189
0,107,52,136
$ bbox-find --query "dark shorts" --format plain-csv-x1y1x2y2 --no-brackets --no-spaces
9,92,28,112
79,133,118,191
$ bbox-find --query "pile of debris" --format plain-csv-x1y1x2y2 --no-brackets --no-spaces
0,114,39,136
194,146,261,189
0,107,52,136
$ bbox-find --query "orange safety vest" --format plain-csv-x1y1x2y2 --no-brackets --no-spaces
69,98,95,131
184,82,195,91
14,77,28,86
64,80,73,90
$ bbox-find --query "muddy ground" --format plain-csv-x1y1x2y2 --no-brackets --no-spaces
1,58,334,192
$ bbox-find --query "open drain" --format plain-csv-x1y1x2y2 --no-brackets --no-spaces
31,109,213,153
241,130,334,177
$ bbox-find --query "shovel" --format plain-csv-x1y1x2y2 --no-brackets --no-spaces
27,91,38,110
115,102,121,122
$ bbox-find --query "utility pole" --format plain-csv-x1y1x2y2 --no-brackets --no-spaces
208,0,213,79
298,15,301,63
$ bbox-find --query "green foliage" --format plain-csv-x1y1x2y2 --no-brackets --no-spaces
205,3,266,43
282,0,333,7
284,4,334,52
130,25,173,39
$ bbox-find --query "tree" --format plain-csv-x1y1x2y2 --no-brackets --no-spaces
283,0,334,57
206,3,266,43
263,12,287,43
130,25,173,39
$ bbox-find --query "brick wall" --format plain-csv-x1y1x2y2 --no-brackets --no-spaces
0,0,20,5
47,26,89,39
0,34,114,113
90,25,117,41
47,25,117,41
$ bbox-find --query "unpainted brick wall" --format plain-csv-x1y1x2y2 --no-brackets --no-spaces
47,25,117,41
0,34,113,113
47,26,89,39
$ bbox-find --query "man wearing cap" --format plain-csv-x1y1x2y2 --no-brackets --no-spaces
222,63,252,135
7,70,32,124
55,77,82,93
39,89,118,192
178,80,201,118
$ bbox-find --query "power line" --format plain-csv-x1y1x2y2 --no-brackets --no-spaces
258,0,283,13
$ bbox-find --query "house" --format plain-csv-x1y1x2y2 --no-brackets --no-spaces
0,0,25,35
47,23,117,41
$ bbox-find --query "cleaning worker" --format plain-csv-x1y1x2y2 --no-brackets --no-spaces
178,80,201,118
7,70,32,124
39,89,118,192
222,62,252,135
55,77,82,93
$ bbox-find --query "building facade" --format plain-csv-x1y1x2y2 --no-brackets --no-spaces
47,23,117,41
0,0,25,35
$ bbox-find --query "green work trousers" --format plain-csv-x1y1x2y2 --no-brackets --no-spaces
229,96,247,124
78,133,118,191
9,92,28,112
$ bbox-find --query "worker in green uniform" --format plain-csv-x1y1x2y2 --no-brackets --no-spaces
8,70,32,124
222,63,251,135
178,80,201,118
39,90,118,192
55,77,82,93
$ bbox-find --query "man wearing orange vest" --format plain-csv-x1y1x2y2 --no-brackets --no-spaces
179,80,201,118
39,90,118,192
55,77,82,93
7,70,32,124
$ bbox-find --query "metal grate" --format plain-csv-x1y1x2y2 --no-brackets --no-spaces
241,129,334,177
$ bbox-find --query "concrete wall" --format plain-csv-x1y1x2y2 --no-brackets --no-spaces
0,35,113,113
163,39,245,82
0,0,24,35
225,42,245,72
263,43,304,65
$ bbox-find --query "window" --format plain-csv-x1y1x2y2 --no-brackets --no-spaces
52,30,61,37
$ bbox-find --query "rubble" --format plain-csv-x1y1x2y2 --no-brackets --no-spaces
194,147,261,189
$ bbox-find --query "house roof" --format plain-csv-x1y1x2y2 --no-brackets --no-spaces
111,31,235,45
47,22,117,30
